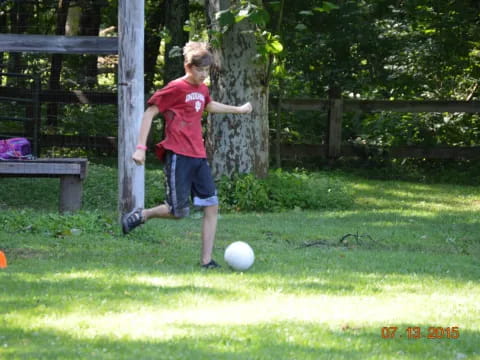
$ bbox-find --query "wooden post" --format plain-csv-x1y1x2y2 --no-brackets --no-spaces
327,99,343,159
118,0,144,214
60,175,83,213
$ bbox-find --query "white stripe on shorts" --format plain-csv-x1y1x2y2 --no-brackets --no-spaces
170,153,178,211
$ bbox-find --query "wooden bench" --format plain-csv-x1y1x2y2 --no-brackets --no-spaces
0,158,88,213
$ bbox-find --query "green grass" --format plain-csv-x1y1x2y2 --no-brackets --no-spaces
0,161,479,359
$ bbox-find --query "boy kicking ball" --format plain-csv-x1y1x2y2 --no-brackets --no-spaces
122,41,252,269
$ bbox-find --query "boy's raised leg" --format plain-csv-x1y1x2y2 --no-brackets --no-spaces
143,203,173,220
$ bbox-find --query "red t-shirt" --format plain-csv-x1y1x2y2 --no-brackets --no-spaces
147,78,211,158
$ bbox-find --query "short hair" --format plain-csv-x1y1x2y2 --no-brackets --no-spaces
183,41,213,67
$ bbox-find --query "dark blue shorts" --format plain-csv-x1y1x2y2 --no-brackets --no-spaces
164,152,218,218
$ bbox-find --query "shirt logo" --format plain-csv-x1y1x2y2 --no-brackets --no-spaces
185,92,205,112
195,101,201,112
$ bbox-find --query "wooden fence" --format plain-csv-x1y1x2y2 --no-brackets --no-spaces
0,34,117,54
1,83,480,161
0,87,116,105
277,98,480,162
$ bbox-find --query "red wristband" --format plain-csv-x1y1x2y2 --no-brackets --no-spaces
136,144,147,150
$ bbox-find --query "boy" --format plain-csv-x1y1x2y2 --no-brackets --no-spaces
122,41,252,268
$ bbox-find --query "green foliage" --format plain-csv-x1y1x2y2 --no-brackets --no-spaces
260,31,283,58
212,1,283,61
217,169,353,212
345,111,480,148
0,168,479,359
215,2,270,28
217,173,271,212
82,163,118,211
83,160,167,212
54,104,117,136
335,158,480,186
3,0,480,155
267,0,480,148
0,161,352,214
0,209,115,238
144,165,166,208
264,169,352,210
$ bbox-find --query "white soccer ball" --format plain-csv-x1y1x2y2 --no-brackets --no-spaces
224,241,255,271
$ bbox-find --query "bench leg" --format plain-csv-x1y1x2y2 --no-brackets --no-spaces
60,176,83,213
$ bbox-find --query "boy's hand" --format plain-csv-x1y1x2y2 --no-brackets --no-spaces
238,102,253,114
132,149,146,165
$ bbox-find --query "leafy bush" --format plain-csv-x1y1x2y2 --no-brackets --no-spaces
266,169,353,210
217,169,353,212
0,162,353,215
217,173,271,212
346,111,480,148
54,104,117,136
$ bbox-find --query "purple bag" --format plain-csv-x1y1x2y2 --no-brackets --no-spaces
0,137,33,160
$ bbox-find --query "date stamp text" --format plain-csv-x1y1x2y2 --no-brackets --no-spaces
381,326,460,340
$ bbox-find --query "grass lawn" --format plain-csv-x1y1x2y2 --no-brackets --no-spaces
0,162,479,359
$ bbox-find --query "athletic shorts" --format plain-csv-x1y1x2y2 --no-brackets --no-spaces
164,151,218,218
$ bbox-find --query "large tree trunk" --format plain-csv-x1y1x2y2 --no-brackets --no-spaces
164,0,189,82
205,0,269,178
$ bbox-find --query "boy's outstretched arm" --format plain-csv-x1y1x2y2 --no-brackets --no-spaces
206,101,252,114
132,105,159,165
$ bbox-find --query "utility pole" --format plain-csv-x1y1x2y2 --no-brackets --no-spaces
118,0,145,214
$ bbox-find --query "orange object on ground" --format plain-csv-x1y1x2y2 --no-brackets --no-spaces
0,251,7,268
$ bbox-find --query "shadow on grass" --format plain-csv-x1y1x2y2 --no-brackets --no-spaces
0,178,59,212
0,274,235,315
1,242,478,309
1,322,478,360
0,162,163,212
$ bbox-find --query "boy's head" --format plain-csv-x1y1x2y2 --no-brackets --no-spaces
183,42,213,68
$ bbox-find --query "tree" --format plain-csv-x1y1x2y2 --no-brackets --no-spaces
265,0,480,148
164,0,189,83
6,0,33,81
78,0,102,88
205,0,270,178
144,0,165,93
47,0,71,127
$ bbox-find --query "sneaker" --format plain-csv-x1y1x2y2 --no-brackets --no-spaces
201,259,220,269
122,208,144,234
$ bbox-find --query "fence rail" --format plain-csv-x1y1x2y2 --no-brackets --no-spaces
1,87,479,161
278,143,480,161
0,87,116,105
276,98,480,162
279,99,480,113
0,34,118,54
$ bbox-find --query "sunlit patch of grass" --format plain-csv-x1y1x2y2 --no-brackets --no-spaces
352,181,480,213
3,265,479,340
2,265,479,359
1,168,479,359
